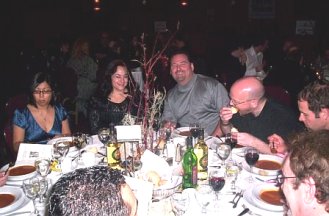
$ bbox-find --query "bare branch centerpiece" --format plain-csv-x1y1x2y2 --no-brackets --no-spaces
122,31,177,155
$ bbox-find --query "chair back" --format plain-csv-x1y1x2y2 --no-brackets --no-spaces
4,93,28,161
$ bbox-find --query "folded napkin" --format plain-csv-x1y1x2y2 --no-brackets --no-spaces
140,150,171,179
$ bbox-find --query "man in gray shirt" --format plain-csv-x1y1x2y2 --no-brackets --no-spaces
162,50,229,135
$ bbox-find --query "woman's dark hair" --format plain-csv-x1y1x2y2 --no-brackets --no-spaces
100,59,137,98
28,72,57,107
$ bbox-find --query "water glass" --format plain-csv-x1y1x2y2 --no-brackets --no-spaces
170,192,189,216
22,177,41,215
195,184,213,214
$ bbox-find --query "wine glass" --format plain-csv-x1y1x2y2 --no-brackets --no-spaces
244,148,259,182
37,177,48,203
209,169,226,203
216,143,231,166
195,184,213,214
22,177,41,215
34,158,50,180
54,141,70,172
98,127,110,145
189,122,200,146
170,192,189,216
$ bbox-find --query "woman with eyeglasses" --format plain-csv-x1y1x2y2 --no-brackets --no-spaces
12,72,71,152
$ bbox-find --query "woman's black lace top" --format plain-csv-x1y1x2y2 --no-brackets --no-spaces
88,96,139,134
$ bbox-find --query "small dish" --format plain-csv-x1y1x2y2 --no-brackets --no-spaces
0,186,25,214
251,184,284,212
7,165,37,181
252,154,283,176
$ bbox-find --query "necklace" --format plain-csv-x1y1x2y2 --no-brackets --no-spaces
38,106,50,122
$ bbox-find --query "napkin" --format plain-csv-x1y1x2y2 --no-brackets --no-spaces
140,150,171,179
125,176,153,216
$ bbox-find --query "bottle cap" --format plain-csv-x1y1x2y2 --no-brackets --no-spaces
186,136,193,148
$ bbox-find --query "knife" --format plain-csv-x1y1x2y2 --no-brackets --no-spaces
237,208,250,216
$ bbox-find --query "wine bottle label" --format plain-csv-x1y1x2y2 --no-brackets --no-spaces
107,146,120,165
192,166,198,185
199,154,208,170
194,149,208,171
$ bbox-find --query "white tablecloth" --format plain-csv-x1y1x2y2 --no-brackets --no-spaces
3,136,285,216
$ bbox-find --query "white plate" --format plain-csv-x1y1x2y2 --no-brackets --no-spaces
7,165,37,181
0,186,25,214
172,127,191,137
243,186,283,216
47,136,78,155
251,184,284,212
172,127,209,138
242,154,283,177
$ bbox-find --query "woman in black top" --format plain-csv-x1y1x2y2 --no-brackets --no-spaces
88,59,141,134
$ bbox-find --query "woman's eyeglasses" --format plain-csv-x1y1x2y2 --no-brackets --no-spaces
33,90,52,95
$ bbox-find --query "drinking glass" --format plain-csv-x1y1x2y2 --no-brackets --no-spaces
98,128,110,145
209,169,226,202
53,141,70,172
22,177,41,216
34,158,50,180
216,143,231,166
195,184,213,214
37,178,48,203
189,122,200,145
244,148,259,182
170,192,189,216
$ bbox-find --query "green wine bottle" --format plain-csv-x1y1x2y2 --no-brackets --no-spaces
182,136,198,189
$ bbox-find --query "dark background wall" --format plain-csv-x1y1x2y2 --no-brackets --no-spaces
1,0,329,98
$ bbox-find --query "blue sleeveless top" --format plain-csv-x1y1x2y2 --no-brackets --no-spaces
13,104,69,144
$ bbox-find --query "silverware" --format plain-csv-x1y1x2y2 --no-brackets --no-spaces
237,208,250,216
233,190,244,208
242,204,262,216
4,162,14,175
229,190,241,204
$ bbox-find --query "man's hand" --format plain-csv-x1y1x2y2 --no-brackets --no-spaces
219,107,234,124
268,134,287,154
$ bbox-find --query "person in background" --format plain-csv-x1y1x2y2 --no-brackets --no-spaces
219,76,303,154
88,59,140,134
268,81,329,153
67,37,98,118
242,35,269,79
12,72,71,152
281,130,329,216
162,49,229,135
48,166,137,216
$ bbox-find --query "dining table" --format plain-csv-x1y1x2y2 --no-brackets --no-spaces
1,131,286,216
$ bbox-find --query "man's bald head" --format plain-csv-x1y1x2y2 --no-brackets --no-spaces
230,76,265,100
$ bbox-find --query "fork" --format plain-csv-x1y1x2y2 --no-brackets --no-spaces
230,190,242,204
233,190,245,208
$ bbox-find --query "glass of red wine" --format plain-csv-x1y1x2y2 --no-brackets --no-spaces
244,148,259,182
209,169,226,206
189,122,200,146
